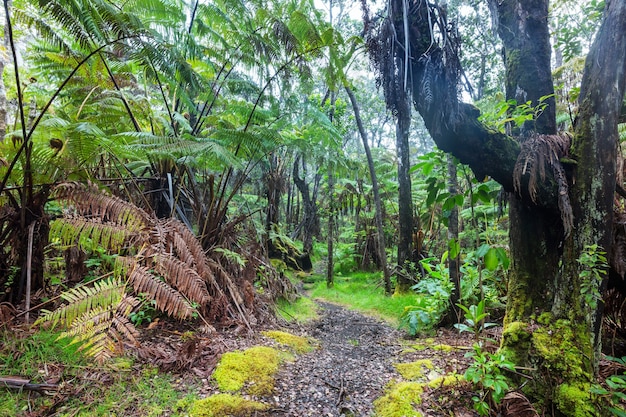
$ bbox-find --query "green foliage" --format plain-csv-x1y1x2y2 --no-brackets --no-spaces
476,93,555,133
454,300,497,341
464,343,515,416
399,255,452,335
591,356,626,416
0,330,194,416
275,296,319,323
577,244,608,312
309,271,417,325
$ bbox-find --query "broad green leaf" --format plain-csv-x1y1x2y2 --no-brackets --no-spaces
484,248,499,271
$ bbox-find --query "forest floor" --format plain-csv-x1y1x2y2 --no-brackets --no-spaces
136,297,482,417
2,295,485,416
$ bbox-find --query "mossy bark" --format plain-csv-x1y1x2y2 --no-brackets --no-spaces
383,0,626,415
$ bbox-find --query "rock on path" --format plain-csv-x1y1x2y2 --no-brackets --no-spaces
271,302,403,417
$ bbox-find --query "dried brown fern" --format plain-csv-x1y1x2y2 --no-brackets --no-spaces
149,252,211,306
502,392,539,417
513,132,574,236
44,181,290,362
118,256,196,320
54,182,152,232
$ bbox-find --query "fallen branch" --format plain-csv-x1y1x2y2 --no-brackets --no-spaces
0,376,59,394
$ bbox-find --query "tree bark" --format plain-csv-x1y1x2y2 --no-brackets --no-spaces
395,113,415,292
292,155,321,254
345,86,391,294
444,154,460,325
373,0,626,414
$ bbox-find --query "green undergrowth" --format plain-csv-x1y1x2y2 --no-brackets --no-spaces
0,330,197,417
308,272,419,325
275,296,319,323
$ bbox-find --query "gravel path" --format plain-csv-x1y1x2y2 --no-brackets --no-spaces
271,302,403,417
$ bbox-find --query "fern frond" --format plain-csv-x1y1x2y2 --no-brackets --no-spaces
151,253,211,305
162,218,211,280
50,218,134,253
119,257,195,319
35,277,126,329
54,182,153,230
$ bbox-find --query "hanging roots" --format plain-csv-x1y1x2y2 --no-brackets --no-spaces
513,132,574,236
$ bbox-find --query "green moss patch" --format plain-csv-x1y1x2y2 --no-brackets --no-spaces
426,373,464,389
212,346,284,395
262,330,315,354
373,381,424,417
394,359,434,380
531,319,592,381
432,343,456,352
554,383,597,417
189,394,268,417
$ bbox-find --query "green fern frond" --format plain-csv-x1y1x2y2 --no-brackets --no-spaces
50,218,134,253
35,277,126,329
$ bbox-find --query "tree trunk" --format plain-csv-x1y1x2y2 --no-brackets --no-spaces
444,154,460,325
395,113,415,292
292,155,321,254
345,86,391,294
369,0,626,414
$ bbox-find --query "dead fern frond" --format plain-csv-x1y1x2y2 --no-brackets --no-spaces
513,132,574,236
149,253,211,305
54,182,152,232
163,218,211,277
118,257,195,319
502,391,539,417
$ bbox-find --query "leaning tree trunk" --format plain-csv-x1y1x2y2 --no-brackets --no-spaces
345,86,392,294
366,0,626,414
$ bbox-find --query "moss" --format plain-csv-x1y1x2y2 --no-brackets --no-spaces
410,338,435,351
432,343,456,352
262,330,315,354
373,381,424,417
537,312,553,325
212,346,284,395
554,384,597,417
427,373,463,389
500,321,531,364
394,359,434,380
531,319,592,381
189,394,268,417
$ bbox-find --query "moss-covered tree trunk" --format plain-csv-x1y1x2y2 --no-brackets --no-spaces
368,0,626,414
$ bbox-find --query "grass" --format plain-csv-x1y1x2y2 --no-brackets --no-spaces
308,271,421,326
0,329,197,417
275,295,319,323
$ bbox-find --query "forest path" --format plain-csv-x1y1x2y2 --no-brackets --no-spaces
270,301,404,416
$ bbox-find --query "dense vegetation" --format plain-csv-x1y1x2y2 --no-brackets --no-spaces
1,0,625,416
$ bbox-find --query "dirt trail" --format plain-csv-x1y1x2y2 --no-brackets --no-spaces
271,301,404,416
